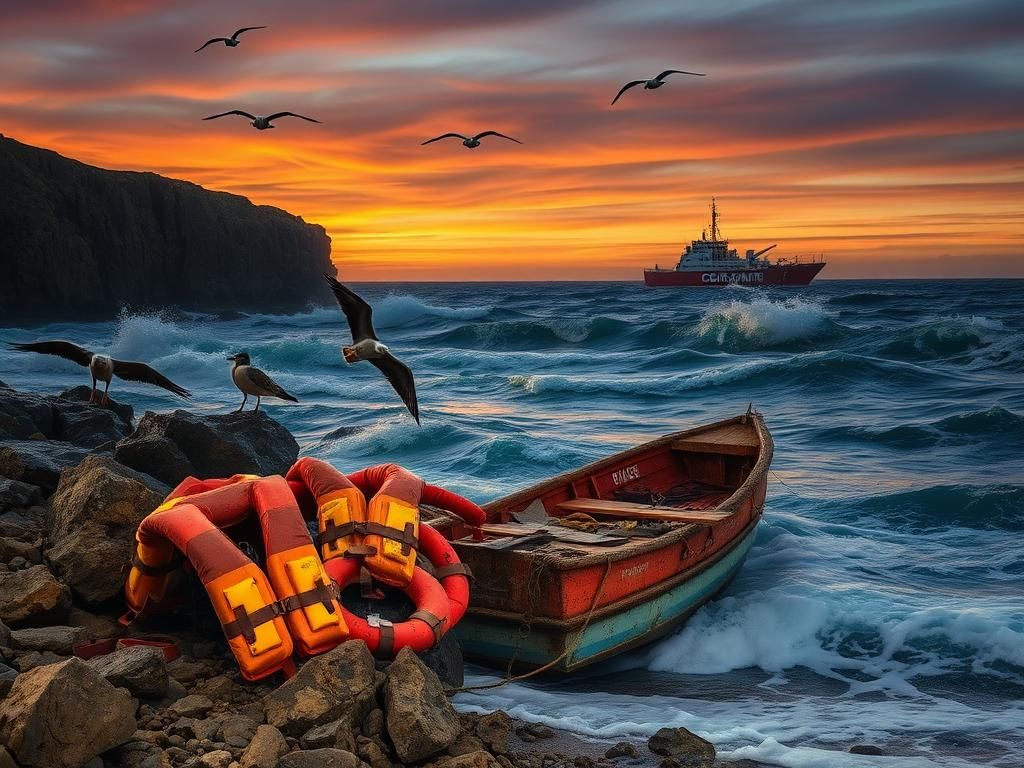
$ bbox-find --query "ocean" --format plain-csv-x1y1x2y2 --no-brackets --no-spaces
2,279,1022,767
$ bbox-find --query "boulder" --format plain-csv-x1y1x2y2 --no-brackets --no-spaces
115,409,299,486
263,641,377,738
428,752,500,768
9,626,88,654
0,565,70,624
301,718,350,750
516,723,555,742
383,646,462,763
0,657,136,768
0,663,17,698
13,652,65,672
239,724,289,768
169,693,214,718
279,749,364,768
46,455,167,603
0,389,54,441
0,479,41,513
474,710,513,755
0,440,91,496
0,536,41,563
0,619,9,647
0,747,15,768
605,742,640,759
647,727,715,767
59,386,134,424
197,750,234,768
0,507,46,541
53,399,133,448
87,646,169,698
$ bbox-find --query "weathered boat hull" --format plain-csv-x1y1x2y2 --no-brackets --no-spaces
644,261,825,287
453,519,759,672
444,413,773,674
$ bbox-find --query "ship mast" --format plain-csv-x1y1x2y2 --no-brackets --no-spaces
710,197,719,241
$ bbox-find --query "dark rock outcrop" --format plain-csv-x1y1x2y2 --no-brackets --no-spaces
0,134,334,320
0,440,92,496
0,565,70,625
0,657,136,768
115,409,300,486
87,646,169,699
46,455,168,603
647,727,716,767
0,386,132,446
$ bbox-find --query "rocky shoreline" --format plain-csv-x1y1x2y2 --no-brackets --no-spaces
0,383,753,768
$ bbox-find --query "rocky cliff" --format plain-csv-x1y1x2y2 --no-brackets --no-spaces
0,134,334,319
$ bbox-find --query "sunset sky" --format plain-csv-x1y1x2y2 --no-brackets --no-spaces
2,0,1022,279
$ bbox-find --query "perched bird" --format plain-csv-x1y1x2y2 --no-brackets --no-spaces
7,340,191,404
202,110,320,130
194,26,267,53
227,352,298,413
323,275,420,424
421,131,521,149
611,69,705,105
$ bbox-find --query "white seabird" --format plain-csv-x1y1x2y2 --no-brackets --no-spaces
421,131,522,149
227,352,298,413
7,340,191,404
611,69,705,105
194,26,267,53
202,111,321,130
323,274,420,424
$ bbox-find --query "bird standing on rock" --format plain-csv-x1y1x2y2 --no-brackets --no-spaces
194,26,267,53
611,69,705,105
202,110,321,130
6,341,191,404
324,275,420,424
228,352,298,413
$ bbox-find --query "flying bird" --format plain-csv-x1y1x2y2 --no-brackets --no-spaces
194,26,267,53
611,69,705,105
202,110,321,130
7,341,191,405
323,274,420,424
227,353,298,413
421,131,521,149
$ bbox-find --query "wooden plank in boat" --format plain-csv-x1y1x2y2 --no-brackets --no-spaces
480,522,628,547
671,423,759,456
556,498,732,524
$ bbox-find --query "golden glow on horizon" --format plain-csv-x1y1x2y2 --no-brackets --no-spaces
2,1,1022,279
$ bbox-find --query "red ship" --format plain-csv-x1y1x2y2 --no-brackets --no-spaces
644,199,826,287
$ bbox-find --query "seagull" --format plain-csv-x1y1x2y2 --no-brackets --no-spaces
323,275,420,424
227,353,298,413
194,26,267,53
421,131,522,149
6,341,191,405
202,111,321,130
611,69,705,105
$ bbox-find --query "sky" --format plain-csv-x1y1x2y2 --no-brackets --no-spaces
1,0,1023,280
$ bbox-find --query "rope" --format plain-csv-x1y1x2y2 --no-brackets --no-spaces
770,468,809,500
446,557,614,694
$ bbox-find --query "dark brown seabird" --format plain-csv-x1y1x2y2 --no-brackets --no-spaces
7,340,191,404
324,274,420,424
611,69,705,105
227,352,298,413
194,26,267,53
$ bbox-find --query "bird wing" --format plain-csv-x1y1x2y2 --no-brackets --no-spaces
202,110,256,121
194,37,229,52
264,112,321,123
231,26,267,40
111,360,192,399
7,340,93,367
369,352,419,424
244,366,298,402
421,133,468,145
324,274,377,341
473,131,522,144
655,69,705,81
611,80,646,105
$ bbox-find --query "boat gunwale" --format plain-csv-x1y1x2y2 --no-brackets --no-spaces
472,411,774,571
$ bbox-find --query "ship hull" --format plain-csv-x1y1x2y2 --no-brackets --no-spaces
644,262,825,287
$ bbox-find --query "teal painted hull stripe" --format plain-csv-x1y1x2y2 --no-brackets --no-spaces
454,524,758,667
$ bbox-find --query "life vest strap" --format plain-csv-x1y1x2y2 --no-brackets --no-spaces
277,578,339,616
130,545,184,577
433,562,474,582
223,602,283,645
409,608,446,646
319,521,419,556
378,621,395,657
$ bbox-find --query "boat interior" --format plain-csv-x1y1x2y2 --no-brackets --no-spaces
431,417,762,560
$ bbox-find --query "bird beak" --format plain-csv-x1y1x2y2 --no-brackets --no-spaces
227,355,237,361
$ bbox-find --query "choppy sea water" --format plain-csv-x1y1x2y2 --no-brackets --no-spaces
2,280,1022,767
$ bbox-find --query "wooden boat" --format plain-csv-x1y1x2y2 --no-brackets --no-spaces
431,410,773,673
